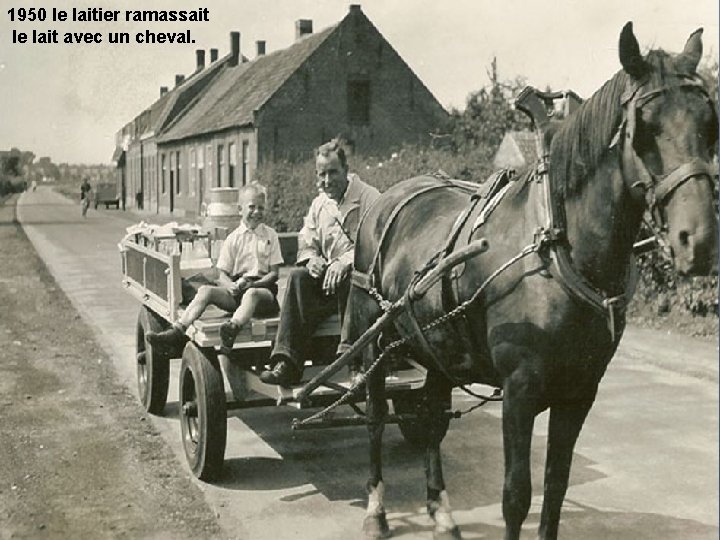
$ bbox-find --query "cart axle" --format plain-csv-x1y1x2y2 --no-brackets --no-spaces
291,411,460,431
182,401,198,418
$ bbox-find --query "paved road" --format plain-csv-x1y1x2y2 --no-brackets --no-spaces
17,187,719,539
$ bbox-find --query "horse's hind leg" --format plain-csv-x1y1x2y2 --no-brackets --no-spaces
422,371,461,540
363,346,390,539
538,396,596,540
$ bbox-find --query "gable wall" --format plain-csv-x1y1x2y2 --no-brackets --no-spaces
256,10,448,163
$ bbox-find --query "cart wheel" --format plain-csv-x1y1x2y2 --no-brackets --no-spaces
136,306,171,414
392,394,428,445
180,342,227,481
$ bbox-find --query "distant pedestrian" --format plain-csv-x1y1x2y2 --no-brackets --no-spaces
80,178,92,217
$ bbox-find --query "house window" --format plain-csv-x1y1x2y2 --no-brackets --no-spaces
161,154,166,193
347,80,370,125
169,153,175,195
217,145,224,187
175,151,181,194
242,141,249,185
228,142,236,187
197,146,204,198
189,148,196,196
206,144,212,188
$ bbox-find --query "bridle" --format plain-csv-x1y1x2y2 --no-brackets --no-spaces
538,73,717,342
613,72,718,233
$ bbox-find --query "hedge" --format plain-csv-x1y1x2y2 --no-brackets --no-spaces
254,145,497,233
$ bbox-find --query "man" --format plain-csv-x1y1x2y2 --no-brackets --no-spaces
80,178,92,217
260,139,380,386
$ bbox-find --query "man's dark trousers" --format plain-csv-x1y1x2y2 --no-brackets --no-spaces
271,266,348,371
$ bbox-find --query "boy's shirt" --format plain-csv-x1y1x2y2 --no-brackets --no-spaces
216,222,284,279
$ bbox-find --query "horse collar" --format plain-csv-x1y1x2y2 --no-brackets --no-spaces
537,170,626,343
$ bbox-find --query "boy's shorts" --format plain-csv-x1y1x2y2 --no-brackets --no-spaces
231,278,279,318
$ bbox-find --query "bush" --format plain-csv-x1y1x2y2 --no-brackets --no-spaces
253,144,498,232
633,243,718,320
0,176,27,197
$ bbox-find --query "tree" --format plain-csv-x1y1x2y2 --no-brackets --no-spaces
448,57,529,153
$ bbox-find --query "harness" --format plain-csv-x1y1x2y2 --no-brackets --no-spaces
293,73,717,428
360,74,716,365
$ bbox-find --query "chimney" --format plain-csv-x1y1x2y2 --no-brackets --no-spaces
160,86,168,96
349,4,362,13
229,31,240,67
195,49,205,71
210,48,219,62
175,74,185,87
295,19,313,41
256,40,266,57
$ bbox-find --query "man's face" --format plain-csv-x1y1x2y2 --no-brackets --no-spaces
239,192,265,229
315,152,348,203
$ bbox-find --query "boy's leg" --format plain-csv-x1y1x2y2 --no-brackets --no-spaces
220,288,275,348
178,285,236,328
148,285,236,347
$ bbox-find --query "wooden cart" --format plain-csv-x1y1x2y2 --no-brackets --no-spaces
119,229,428,481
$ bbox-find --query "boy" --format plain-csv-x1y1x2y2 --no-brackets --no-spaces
147,183,283,350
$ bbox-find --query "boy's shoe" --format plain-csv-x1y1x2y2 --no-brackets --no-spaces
219,321,240,349
146,326,185,349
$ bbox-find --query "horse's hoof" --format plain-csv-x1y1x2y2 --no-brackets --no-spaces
362,512,391,539
433,525,462,540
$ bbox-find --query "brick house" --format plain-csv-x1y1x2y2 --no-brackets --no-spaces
116,4,449,217
112,47,230,212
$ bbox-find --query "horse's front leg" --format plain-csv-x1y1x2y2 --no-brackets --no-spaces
499,350,543,540
363,345,390,539
423,371,461,540
538,394,596,540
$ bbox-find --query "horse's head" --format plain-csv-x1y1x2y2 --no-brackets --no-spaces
619,23,718,275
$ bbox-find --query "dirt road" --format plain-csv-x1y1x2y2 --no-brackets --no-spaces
0,194,223,540
6,187,719,539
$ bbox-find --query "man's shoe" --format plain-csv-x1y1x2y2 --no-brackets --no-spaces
260,359,302,387
219,321,240,349
146,326,185,348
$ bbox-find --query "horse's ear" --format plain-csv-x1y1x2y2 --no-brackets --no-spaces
677,28,703,74
619,22,646,79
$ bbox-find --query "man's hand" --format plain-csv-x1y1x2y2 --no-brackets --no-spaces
323,259,351,295
306,256,328,279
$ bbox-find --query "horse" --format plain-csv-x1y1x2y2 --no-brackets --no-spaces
343,23,718,540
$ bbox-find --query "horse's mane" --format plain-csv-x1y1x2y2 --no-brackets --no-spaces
549,49,678,197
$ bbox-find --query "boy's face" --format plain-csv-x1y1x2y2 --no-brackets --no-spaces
239,192,265,229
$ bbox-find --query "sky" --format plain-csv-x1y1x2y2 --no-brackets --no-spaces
0,0,717,164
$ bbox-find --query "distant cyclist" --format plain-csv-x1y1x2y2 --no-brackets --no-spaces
80,178,92,217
